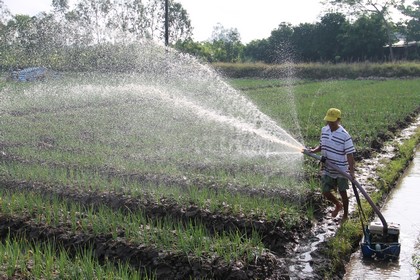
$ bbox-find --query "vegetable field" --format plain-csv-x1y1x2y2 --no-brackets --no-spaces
1,75,419,279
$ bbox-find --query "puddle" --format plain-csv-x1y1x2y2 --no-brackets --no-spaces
288,216,341,279
344,149,420,279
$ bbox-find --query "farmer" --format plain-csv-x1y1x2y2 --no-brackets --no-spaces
309,108,355,222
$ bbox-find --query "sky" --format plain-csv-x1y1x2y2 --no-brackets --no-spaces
3,0,326,43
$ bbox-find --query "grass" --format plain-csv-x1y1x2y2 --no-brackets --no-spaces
1,74,420,277
0,188,267,263
1,77,305,188
376,129,420,192
2,160,303,222
0,234,151,279
237,78,420,151
215,61,420,79
227,78,291,89
413,254,420,276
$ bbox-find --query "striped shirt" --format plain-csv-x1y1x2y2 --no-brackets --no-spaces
319,125,355,178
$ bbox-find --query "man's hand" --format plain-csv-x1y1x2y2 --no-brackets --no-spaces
310,146,321,154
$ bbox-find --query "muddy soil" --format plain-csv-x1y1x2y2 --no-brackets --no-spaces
0,174,311,279
0,177,311,256
0,148,316,278
1,106,418,279
0,213,288,280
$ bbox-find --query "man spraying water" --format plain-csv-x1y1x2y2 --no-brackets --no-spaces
308,108,356,223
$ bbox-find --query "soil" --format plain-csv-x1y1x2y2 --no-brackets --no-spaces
0,106,419,279
0,163,311,279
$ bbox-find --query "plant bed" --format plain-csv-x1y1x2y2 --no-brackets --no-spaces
0,177,312,257
0,213,288,279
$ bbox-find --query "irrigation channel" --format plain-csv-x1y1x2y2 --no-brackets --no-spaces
344,148,420,279
288,115,420,279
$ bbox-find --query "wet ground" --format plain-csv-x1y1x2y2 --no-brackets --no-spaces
1,88,418,278
288,115,420,279
344,149,420,279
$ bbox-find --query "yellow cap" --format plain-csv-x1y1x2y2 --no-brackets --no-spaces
324,108,341,122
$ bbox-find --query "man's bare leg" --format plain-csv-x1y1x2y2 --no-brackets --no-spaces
323,192,342,217
340,191,349,222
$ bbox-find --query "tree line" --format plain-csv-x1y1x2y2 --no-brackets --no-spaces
0,0,193,70
0,0,419,71
176,0,420,63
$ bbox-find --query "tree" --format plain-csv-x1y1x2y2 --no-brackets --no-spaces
210,23,241,42
267,22,294,63
315,13,348,61
291,23,320,62
174,38,214,61
243,39,270,62
32,13,68,66
325,0,402,61
0,0,12,69
208,23,243,62
73,0,112,44
52,0,69,13
98,0,149,43
55,0,191,45
167,2,192,42
0,0,10,23
399,0,420,41
2,15,39,66
339,14,388,61
146,0,192,44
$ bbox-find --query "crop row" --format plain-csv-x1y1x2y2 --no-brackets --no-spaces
2,76,419,278
239,78,420,157
0,151,314,223
1,76,306,189
0,184,289,279
0,152,314,251
0,233,150,279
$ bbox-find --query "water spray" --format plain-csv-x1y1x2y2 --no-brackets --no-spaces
301,148,401,260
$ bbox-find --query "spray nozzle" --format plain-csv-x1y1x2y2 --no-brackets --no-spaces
301,148,325,162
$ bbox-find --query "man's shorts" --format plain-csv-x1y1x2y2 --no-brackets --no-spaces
321,175,349,193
